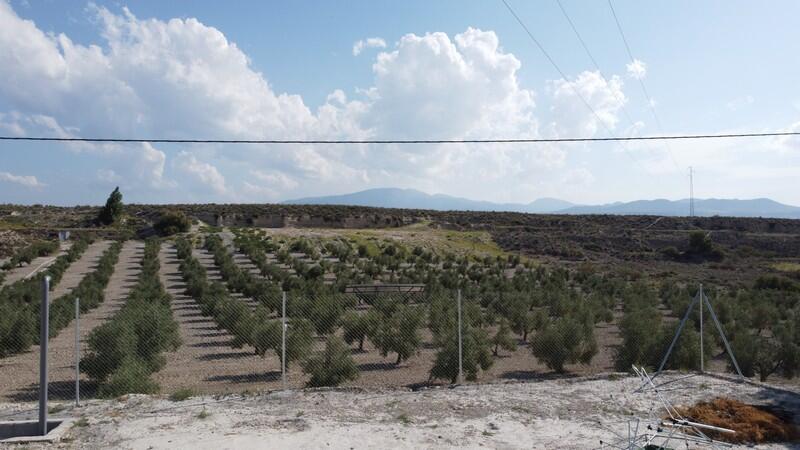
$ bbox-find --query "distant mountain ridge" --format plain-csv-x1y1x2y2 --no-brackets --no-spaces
283,188,800,219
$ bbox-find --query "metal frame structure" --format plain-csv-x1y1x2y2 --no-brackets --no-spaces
654,285,743,380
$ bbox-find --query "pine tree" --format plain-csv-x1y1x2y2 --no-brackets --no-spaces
98,187,123,225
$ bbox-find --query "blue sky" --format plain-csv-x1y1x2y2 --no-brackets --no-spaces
1,0,799,206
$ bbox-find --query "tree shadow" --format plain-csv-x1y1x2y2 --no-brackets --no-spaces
357,362,398,372
188,341,236,349
198,351,255,361
205,371,281,384
7,380,99,403
499,370,579,382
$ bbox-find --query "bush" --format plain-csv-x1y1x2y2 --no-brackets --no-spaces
98,358,159,397
429,324,493,383
530,316,597,373
491,318,517,356
367,301,423,364
303,336,359,387
154,211,191,236
731,323,800,382
340,310,376,351
686,230,724,261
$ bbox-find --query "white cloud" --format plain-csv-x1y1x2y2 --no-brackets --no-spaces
352,37,386,56
0,3,651,203
626,59,647,80
96,168,120,183
250,169,298,190
0,171,45,188
174,151,226,194
773,121,800,155
726,95,754,111
562,168,595,186
549,71,627,136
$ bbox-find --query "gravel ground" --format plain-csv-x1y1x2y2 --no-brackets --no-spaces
2,373,797,449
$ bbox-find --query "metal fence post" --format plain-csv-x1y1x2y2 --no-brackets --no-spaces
281,291,287,388
39,276,50,436
75,296,80,406
457,289,463,384
699,285,704,373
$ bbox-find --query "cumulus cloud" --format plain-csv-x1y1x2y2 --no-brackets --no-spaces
0,171,45,188
0,2,642,203
352,37,386,56
250,169,299,190
626,59,647,80
174,151,226,194
549,71,627,136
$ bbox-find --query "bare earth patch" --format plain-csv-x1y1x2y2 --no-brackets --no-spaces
4,373,796,449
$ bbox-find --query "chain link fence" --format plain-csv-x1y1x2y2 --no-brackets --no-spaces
0,233,797,404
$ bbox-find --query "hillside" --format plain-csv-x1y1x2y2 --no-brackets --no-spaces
284,188,800,219
284,188,576,213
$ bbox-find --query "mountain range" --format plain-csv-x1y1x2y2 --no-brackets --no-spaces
284,188,800,219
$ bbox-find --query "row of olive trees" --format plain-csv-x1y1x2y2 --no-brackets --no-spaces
232,229,607,380
81,239,181,397
1,240,60,270
176,237,359,386
0,239,90,357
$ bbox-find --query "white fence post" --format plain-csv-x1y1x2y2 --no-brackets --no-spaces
457,289,463,384
39,276,50,435
281,291,287,388
75,296,80,406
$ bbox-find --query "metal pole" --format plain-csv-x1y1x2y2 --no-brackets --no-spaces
655,291,699,378
699,285,704,373
39,276,50,436
703,293,744,380
457,289,463,384
281,291,287,388
75,296,80,406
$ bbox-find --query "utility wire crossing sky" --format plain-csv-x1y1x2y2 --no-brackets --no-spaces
0,0,799,206
2,131,799,145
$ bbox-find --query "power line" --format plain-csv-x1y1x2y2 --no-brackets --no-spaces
555,0,638,129
607,0,681,170
499,0,645,169
0,131,797,145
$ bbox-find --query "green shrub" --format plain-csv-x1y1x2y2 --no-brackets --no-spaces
731,323,800,381
98,358,159,398
154,210,191,236
368,302,423,365
491,318,517,356
340,310,376,351
530,316,597,373
303,336,359,387
429,324,493,383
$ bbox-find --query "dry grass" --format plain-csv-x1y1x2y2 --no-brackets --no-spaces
773,262,800,272
675,397,799,444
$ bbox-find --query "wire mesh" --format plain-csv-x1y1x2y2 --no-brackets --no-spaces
0,232,796,403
